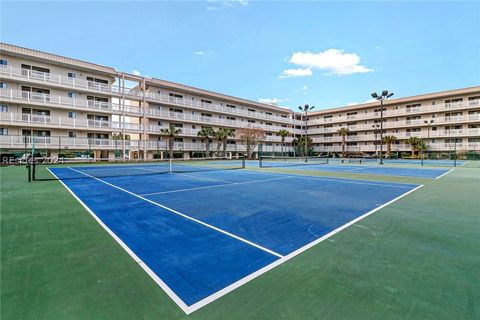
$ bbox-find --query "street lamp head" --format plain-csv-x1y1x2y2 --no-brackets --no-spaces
387,92,394,98
382,90,389,97
298,106,303,111
371,92,378,99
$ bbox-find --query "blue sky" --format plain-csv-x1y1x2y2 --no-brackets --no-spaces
1,1,479,110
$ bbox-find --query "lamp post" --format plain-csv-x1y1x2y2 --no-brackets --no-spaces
298,104,315,158
424,119,434,159
372,124,380,157
371,90,394,164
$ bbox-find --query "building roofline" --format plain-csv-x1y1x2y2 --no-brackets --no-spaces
309,85,480,115
146,77,294,114
2,43,478,116
0,42,117,77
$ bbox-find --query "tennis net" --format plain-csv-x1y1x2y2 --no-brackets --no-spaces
259,155,329,168
30,156,245,181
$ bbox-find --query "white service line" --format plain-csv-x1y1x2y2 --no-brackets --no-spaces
341,167,367,172
177,173,236,184
140,176,293,197
187,183,425,313
293,175,415,188
434,168,454,180
240,168,418,187
68,167,284,259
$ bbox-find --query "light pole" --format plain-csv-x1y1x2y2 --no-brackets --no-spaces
424,119,434,159
372,124,380,157
371,90,394,165
298,104,315,158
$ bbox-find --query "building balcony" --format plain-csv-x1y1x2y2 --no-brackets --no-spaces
0,89,121,114
307,100,480,125
0,66,297,124
141,92,295,124
0,112,122,131
0,65,113,95
144,109,292,133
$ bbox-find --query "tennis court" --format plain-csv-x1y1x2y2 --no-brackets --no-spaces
329,158,466,167
45,161,420,314
258,157,452,179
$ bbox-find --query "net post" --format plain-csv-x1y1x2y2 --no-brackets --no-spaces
32,161,36,181
454,140,457,167
27,163,31,182
327,152,330,164
169,158,173,173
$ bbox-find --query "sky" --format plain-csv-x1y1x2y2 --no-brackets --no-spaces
1,1,479,111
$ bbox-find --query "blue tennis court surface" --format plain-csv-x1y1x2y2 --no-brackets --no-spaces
50,166,421,313
329,158,465,167
258,161,451,179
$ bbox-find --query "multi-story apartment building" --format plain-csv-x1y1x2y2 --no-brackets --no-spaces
308,87,480,155
0,43,297,159
1,42,479,160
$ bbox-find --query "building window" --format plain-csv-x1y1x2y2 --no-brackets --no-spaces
0,128,8,135
0,82,7,89
68,72,76,78
0,60,7,66
0,105,8,112
68,132,77,138
68,92,76,98
68,112,77,118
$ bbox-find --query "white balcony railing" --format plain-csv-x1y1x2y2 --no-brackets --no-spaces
1,65,112,93
0,89,120,113
0,112,123,131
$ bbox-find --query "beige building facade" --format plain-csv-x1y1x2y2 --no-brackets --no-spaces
1,43,479,159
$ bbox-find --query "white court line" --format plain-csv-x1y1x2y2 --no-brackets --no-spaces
47,168,191,314
68,167,283,259
177,173,236,184
186,184,425,313
53,167,424,314
341,167,368,172
240,167,419,186
293,175,414,188
435,168,454,180
140,176,293,197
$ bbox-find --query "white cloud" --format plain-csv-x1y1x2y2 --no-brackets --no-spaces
282,49,372,77
279,68,313,78
206,0,248,10
347,98,378,106
193,51,205,56
301,85,308,91
132,70,141,76
258,97,286,105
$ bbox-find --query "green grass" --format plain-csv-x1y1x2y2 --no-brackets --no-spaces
1,165,479,319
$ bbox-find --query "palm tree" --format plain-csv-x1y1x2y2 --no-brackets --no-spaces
278,129,290,156
160,124,181,158
292,136,312,157
406,136,424,158
198,127,215,157
337,127,350,158
382,135,397,158
214,129,223,156
215,128,235,157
